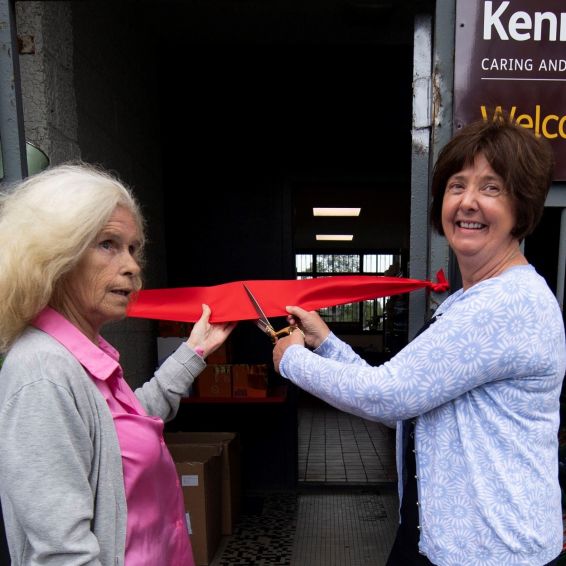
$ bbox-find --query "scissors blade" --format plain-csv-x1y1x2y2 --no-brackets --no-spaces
243,284,273,333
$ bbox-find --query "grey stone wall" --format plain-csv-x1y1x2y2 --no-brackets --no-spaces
16,1,166,388
16,1,81,165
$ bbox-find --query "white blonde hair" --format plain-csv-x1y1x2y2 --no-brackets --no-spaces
0,162,145,352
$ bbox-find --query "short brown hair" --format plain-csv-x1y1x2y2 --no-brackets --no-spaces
430,117,554,239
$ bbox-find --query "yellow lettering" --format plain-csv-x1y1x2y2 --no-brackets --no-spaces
478,104,566,140
542,115,559,139
480,105,517,121
515,114,534,129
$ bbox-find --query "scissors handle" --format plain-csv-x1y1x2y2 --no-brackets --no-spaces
270,325,306,344
253,320,301,344
272,326,295,340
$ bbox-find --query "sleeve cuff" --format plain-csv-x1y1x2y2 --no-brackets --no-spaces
171,342,206,376
279,344,307,378
313,332,335,356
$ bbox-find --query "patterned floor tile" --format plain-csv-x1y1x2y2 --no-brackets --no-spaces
215,492,297,566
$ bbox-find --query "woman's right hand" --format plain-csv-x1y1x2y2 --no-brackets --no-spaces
285,306,330,350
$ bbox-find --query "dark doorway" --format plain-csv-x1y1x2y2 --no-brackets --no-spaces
524,207,563,296
159,44,413,286
153,1,417,287
152,0,422,491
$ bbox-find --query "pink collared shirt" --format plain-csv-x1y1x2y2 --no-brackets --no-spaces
33,307,194,566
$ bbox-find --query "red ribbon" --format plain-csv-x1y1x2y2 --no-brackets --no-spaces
126,270,449,323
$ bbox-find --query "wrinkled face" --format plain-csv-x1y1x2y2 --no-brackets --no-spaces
441,153,517,265
59,206,142,339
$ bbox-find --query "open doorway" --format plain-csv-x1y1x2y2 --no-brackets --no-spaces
152,8,425,563
156,1,419,498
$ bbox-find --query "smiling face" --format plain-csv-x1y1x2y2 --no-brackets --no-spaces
441,153,519,279
57,206,142,340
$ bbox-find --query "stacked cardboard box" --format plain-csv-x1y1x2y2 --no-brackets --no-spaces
192,364,269,399
166,432,241,536
206,342,231,364
194,365,232,397
167,444,223,566
232,364,268,398
156,322,269,398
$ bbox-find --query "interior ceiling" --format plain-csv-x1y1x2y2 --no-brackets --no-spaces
152,0,432,44
293,182,411,251
150,0,426,252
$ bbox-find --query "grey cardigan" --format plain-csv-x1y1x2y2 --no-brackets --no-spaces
0,327,205,565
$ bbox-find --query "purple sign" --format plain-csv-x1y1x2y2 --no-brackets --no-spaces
454,0,566,179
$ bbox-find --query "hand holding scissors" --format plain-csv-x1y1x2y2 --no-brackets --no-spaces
271,305,330,373
243,284,303,344
283,305,330,350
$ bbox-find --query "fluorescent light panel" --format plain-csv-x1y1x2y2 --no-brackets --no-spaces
313,207,361,217
316,234,354,241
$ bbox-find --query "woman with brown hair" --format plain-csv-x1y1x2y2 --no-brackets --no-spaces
274,118,565,566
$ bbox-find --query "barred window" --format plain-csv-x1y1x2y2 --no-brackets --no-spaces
295,253,401,332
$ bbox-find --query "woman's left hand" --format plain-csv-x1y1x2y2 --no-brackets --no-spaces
273,328,305,374
186,304,236,358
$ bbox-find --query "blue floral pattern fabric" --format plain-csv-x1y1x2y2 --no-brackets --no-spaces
280,265,566,565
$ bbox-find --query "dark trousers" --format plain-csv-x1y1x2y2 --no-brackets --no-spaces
385,421,433,566
385,522,434,565
0,499,9,565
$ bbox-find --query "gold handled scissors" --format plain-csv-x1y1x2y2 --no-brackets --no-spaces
243,284,297,344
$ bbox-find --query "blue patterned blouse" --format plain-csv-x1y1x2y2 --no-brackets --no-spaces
280,265,566,565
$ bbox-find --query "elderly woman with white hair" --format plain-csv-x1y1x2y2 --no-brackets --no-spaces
0,163,235,565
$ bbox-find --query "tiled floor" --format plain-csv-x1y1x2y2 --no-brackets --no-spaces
298,396,397,485
210,395,399,565
291,487,399,565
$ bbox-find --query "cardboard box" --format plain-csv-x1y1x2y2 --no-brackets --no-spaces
166,432,241,535
167,444,222,566
206,341,231,364
232,364,268,398
195,365,232,398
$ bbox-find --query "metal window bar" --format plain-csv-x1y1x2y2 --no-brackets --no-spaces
295,254,313,274
295,253,401,329
363,298,386,331
316,254,360,274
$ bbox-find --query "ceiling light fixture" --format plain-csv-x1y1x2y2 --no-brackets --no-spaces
313,207,361,217
316,234,354,241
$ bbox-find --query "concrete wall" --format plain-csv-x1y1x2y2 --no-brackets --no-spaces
16,1,80,166
16,1,165,388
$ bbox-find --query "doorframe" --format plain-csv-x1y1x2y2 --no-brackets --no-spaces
0,0,27,182
409,0,456,339
545,185,566,311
